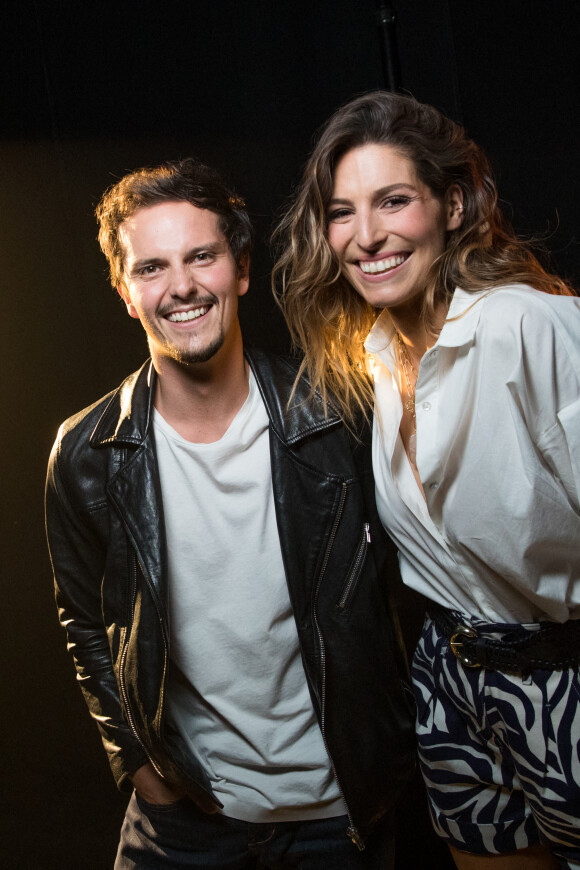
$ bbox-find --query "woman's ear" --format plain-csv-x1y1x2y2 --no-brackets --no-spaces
446,185,464,231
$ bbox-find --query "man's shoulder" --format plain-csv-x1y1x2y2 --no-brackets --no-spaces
244,344,373,454
246,345,343,437
50,362,150,465
56,390,118,445
245,344,301,380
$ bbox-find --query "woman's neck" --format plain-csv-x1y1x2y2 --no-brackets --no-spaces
389,299,449,366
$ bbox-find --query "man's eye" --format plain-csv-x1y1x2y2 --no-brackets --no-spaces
139,264,160,276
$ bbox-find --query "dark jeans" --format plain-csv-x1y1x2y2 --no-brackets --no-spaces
115,792,395,869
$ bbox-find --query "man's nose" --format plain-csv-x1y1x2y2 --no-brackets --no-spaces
171,263,195,296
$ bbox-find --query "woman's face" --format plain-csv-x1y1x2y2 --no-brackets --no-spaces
327,143,462,318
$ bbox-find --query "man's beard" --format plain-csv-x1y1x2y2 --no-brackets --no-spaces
165,329,224,366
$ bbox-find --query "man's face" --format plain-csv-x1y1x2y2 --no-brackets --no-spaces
118,201,249,367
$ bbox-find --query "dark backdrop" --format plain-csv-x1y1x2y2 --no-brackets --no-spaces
1,2,578,868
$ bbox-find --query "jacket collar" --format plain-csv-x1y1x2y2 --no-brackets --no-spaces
248,345,342,445
89,360,155,448
89,348,342,450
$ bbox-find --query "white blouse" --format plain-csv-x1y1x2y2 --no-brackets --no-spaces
366,284,580,624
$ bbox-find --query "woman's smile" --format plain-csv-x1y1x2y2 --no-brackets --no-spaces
327,143,460,318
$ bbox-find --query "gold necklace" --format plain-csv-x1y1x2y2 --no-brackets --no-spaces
395,332,417,426
396,331,418,465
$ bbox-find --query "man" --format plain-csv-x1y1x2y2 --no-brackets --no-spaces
46,159,415,869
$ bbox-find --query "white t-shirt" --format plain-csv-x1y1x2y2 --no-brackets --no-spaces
366,284,580,624
153,371,344,822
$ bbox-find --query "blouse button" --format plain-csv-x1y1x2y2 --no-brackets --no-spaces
429,482,439,491
422,401,432,411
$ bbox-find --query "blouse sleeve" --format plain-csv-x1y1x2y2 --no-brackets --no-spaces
512,293,580,512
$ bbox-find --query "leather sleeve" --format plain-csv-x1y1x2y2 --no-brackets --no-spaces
45,435,149,791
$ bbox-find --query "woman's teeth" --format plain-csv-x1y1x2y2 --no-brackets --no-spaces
360,255,406,274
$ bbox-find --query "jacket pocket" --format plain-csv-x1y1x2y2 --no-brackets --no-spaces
336,522,370,610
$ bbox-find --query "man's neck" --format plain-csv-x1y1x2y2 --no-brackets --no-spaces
151,332,249,444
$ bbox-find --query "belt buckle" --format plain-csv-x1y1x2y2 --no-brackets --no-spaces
450,624,481,668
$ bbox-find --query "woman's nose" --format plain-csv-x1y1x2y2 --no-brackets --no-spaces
354,211,386,251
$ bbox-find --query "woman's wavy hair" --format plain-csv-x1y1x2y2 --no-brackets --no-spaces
272,91,573,426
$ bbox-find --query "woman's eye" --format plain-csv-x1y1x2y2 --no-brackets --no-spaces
382,195,411,209
327,208,352,222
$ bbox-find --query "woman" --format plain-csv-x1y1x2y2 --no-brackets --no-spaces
273,92,580,870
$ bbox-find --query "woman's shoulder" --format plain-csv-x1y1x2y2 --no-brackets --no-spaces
478,282,579,330
469,284,579,370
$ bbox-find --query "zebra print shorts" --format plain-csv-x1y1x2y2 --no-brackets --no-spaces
412,614,580,868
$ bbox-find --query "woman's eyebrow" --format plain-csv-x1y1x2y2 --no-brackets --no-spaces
328,182,418,207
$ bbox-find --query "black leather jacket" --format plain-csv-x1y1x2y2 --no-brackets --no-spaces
46,347,415,844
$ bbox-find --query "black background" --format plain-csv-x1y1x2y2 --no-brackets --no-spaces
1,1,578,867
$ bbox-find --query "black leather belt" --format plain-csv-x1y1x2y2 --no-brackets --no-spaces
428,607,580,674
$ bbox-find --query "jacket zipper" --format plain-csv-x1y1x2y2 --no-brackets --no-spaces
118,554,166,780
337,523,371,609
118,553,220,807
313,482,365,851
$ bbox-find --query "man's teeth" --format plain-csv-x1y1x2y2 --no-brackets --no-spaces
360,255,406,274
167,307,208,322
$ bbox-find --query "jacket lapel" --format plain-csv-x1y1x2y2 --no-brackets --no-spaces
90,360,168,608
247,345,342,445
88,348,344,616
107,443,167,609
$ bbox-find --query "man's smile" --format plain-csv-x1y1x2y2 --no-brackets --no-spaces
165,305,211,323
